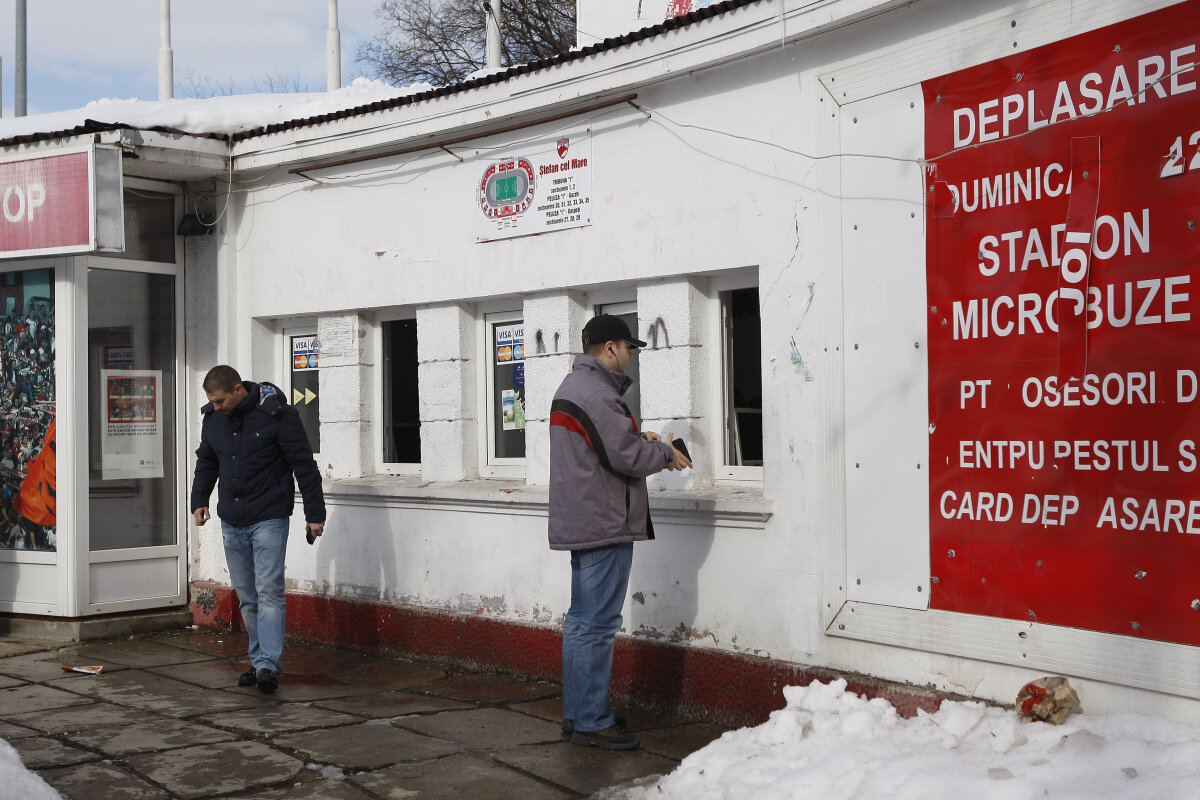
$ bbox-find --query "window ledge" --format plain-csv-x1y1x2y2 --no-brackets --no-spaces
322,477,772,528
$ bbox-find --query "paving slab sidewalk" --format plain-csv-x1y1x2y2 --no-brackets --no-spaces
0,629,729,799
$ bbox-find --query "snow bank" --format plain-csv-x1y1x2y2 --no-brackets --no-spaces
599,678,1200,800
0,738,62,800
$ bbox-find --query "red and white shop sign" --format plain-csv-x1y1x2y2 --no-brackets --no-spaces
924,1,1200,646
0,151,93,258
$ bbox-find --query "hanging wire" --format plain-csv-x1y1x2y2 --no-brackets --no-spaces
191,56,1192,201
190,150,235,227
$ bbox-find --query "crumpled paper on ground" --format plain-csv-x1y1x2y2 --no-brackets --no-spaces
1017,676,1080,724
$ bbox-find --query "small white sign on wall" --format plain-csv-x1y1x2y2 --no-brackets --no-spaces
477,132,592,242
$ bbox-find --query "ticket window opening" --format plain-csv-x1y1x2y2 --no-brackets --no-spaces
288,333,320,454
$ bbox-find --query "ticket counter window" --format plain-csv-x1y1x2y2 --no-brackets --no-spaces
288,333,320,454
0,268,57,551
488,315,525,462
87,269,177,550
596,303,641,426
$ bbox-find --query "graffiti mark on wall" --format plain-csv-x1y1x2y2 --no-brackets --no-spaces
790,338,814,381
647,317,670,349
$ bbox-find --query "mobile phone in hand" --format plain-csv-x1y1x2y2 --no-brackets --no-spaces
305,525,317,545
671,438,691,461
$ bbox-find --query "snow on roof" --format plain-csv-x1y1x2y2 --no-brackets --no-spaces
0,78,432,145
0,0,760,148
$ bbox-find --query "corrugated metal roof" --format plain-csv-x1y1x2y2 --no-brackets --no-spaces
229,0,762,142
0,119,228,148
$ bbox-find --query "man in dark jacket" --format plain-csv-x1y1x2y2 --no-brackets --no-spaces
190,365,325,693
549,315,691,750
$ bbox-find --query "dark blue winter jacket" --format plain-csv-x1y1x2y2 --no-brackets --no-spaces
189,381,325,527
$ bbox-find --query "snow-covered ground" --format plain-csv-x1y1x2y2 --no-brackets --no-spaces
0,739,61,800
598,679,1200,800
5,677,1199,799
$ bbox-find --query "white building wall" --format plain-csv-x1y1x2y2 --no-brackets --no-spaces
186,0,1200,723
638,278,713,491
319,313,374,478
197,46,812,654
416,303,479,482
522,292,587,485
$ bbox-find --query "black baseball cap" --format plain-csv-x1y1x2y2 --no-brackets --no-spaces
582,314,646,348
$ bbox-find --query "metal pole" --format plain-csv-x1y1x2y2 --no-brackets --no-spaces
159,0,174,100
15,0,27,116
326,0,341,91
485,0,501,70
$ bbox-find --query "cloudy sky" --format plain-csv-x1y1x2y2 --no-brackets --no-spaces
0,0,387,117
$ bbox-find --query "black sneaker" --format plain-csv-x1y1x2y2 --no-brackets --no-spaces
255,668,278,693
562,715,626,735
237,668,258,687
571,725,639,750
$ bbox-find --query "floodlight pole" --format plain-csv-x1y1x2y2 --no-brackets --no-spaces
159,0,174,100
485,0,502,70
327,0,341,91
15,0,27,116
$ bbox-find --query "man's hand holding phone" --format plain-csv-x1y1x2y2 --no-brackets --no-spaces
664,432,693,471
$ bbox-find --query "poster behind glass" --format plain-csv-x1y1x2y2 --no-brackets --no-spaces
289,334,320,453
0,268,55,551
493,321,525,458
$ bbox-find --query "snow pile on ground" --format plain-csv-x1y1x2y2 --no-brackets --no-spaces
599,678,1200,800
0,77,433,140
0,739,61,800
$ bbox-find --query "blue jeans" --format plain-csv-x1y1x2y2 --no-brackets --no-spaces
562,542,633,732
222,517,290,674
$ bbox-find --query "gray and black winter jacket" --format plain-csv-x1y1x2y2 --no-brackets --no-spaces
548,355,674,551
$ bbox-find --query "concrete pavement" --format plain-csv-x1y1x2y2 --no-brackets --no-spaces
0,628,729,799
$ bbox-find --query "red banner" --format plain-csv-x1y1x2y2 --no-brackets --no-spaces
0,152,91,257
924,1,1200,644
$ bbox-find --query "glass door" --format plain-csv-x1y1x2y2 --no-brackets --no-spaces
82,263,185,612
0,180,186,617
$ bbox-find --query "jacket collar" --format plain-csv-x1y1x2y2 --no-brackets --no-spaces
199,381,262,416
572,354,633,396
232,382,260,416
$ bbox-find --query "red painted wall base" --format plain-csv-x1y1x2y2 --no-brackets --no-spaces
190,581,947,725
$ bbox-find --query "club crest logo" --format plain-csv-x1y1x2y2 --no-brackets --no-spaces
557,138,570,159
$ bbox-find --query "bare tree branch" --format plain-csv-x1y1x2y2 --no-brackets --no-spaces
357,0,576,87
179,69,311,99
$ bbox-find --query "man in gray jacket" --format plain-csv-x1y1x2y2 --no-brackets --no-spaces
549,314,691,750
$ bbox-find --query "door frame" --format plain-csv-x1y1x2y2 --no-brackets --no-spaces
74,178,187,616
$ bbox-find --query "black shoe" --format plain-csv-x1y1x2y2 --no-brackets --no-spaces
255,668,278,693
571,725,639,750
562,715,625,735
237,668,258,687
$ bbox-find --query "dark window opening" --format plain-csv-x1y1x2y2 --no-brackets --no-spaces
383,319,421,463
725,287,762,466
